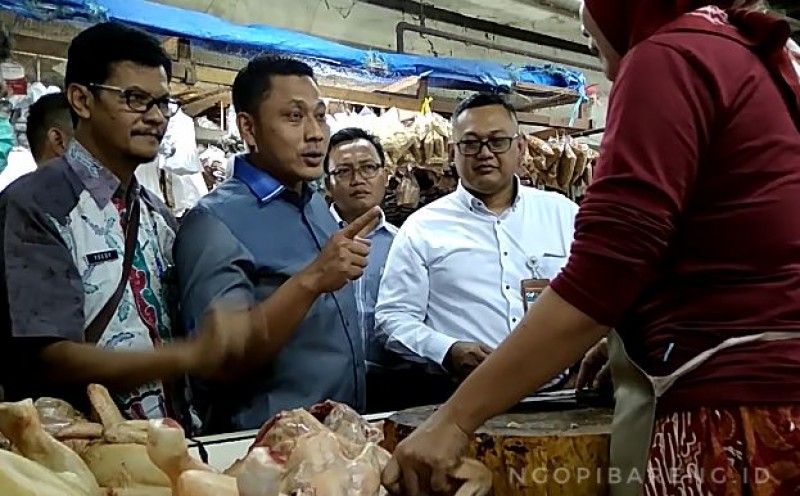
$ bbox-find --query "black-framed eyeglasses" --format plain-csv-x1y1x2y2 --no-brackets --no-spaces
89,84,181,118
457,135,520,156
329,163,383,180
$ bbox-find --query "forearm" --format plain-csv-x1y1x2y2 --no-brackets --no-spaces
381,317,459,368
247,271,321,363
440,288,609,433
40,341,195,393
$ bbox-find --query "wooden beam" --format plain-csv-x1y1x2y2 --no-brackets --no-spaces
182,90,230,116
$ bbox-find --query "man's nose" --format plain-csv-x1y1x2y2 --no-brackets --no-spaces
477,142,495,159
305,117,325,142
349,171,367,185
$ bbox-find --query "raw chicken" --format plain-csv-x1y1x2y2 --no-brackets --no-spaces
0,398,100,495
284,430,382,496
146,418,216,489
87,384,148,445
227,401,395,496
235,447,285,496
175,470,238,496
0,448,93,496
81,443,170,488
309,400,384,445
34,397,89,437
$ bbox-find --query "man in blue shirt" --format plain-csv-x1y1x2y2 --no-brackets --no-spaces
174,56,379,433
323,127,405,413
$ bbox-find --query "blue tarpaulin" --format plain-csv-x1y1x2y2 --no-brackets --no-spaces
1,0,587,96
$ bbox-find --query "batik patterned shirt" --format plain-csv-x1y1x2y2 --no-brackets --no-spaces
0,140,178,419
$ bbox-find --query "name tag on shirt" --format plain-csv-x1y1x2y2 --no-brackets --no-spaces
521,278,549,312
86,250,119,265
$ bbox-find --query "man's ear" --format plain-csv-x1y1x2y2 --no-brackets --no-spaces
236,112,258,153
48,128,69,157
66,83,92,121
516,133,527,156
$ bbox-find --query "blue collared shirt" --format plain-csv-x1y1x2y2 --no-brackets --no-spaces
174,155,365,432
329,205,399,372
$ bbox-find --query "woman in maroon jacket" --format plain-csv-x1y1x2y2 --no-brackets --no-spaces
382,1,800,495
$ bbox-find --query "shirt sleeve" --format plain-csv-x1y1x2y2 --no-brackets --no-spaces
374,222,459,369
549,40,715,326
2,191,85,341
174,207,256,335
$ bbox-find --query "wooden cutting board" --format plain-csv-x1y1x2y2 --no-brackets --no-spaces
382,402,613,496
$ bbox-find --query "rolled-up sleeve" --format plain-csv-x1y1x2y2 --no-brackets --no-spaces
174,207,256,336
2,193,84,341
549,41,713,326
375,224,459,368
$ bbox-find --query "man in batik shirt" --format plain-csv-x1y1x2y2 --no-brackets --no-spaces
0,22,247,423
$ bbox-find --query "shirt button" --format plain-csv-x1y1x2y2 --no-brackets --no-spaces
496,220,501,225
512,318,518,323
505,285,510,290
503,251,508,256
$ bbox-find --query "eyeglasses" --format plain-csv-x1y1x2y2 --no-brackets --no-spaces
329,163,383,180
456,135,519,156
89,84,181,118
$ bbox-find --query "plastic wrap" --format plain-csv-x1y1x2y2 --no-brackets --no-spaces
33,397,86,437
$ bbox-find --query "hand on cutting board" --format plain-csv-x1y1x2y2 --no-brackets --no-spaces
382,409,471,496
302,206,381,294
576,337,610,390
446,342,494,380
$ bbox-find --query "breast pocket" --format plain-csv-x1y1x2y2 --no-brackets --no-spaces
536,254,569,280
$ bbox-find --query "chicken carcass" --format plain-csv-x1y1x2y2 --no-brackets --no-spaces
283,430,383,496
146,418,216,488
309,400,384,446
225,408,327,477
0,448,94,496
76,384,171,489
175,470,238,496
227,401,391,496
235,447,285,496
87,384,148,445
0,398,100,495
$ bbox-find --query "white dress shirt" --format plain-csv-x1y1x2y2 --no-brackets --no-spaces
375,179,578,372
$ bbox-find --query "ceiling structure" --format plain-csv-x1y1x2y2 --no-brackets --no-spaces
152,0,607,131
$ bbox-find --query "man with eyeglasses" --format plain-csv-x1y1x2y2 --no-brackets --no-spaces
375,93,579,401
324,127,412,412
0,22,248,426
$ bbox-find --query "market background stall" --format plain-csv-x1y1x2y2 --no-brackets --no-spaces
0,0,604,221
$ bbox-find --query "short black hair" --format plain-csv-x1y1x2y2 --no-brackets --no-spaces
66,22,171,88
232,55,315,116
324,127,386,174
26,93,72,161
452,92,517,124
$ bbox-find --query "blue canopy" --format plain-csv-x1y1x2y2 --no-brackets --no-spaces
1,0,587,96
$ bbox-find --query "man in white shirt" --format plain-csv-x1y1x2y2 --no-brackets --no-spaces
375,93,578,400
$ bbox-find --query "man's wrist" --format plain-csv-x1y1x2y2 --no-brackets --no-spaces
295,267,323,296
